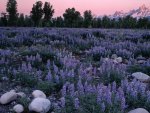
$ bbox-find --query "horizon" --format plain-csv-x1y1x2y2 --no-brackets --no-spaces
0,0,150,17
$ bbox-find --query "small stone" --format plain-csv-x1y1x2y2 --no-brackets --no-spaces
29,98,51,113
0,90,17,104
132,72,150,82
116,57,122,63
13,104,24,113
137,60,146,64
111,54,118,59
32,90,46,99
128,108,149,113
16,92,26,98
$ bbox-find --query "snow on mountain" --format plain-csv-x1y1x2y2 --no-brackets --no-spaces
110,4,150,19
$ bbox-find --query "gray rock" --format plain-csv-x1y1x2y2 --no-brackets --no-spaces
132,72,150,82
137,60,146,64
29,98,51,113
32,90,46,99
115,57,123,63
128,108,149,113
111,54,118,59
0,90,17,104
13,104,24,113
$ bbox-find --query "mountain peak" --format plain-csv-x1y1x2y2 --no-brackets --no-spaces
139,4,147,9
110,5,150,19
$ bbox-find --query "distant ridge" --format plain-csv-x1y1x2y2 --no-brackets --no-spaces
109,4,150,19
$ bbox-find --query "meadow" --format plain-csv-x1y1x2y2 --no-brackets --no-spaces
0,28,150,113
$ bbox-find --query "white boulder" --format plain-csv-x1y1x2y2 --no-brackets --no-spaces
29,98,51,113
0,90,17,104
13,104,24,113
116,57,123,63
32,90,46,99
128,108,149,113
132,72,150,82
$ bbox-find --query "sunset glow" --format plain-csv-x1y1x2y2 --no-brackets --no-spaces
0,0,150,17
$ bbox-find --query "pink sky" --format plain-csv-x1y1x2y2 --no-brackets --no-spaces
0,0,150,17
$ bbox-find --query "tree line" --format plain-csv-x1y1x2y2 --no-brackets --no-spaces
0,0,150,28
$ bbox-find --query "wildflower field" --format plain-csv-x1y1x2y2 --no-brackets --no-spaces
0,28,150,113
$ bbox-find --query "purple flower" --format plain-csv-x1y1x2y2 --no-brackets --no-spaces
46,70,52,81
112,81,116,92
146,91,150,103
27,62,32,71
61,84,66,97
101,102,105,112
114,92,120,104
68,84,75,97
105,91,112,105
53,62,58,74
97,88,102,103
74,98,80,109
46,60,51,69
60,70,65,80
60,97,65,108
77,79,84,95
36,53,42,62
121,97,126,110
55,74,59,83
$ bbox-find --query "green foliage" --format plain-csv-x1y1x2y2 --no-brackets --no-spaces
101,69,125,85
63,8,82,27
83,10,93,28
43,2,54,25
6,31,17,38
92,31,105,39
30,1,43,27
127,64,150,75
15,72,38,87
142,34,150,41
135,44,150,58
101,16,111,28
37,81,62,96
55,94,123,113
17,97,30,112
6,0,18,26
125,89,150,111
0,13,8,26
17,13,25,27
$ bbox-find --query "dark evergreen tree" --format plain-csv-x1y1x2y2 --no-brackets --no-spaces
0,13,8,26
101,16,111,28
30,1,43,27
83,10,93,28
24,15,34,27
137,18,149,29
17,13,25,27
55,16,64,27
96,18,102,28
63,8,81,27
6,0,18,26
43,2,54,26
91,17,98,28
